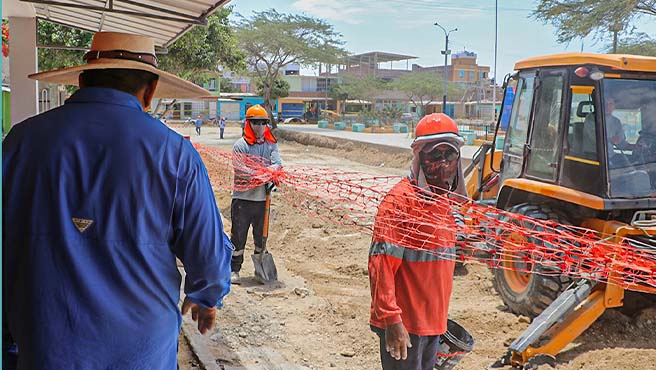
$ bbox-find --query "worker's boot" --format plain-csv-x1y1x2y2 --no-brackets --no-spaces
230,271,241,285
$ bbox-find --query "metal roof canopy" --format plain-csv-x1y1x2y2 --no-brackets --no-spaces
345,51,417,65
21,0,231,49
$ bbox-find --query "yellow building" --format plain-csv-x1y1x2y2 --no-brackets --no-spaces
450,51,490,84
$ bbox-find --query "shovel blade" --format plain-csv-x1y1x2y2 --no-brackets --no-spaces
252,251,278,283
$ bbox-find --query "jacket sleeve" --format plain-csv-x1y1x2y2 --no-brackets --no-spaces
172,149,233,308
269,143,282,168
368,194,404,327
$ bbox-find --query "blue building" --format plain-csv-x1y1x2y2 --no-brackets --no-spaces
217,93,278,121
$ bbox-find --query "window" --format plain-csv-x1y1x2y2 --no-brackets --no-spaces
209,78,216,91
183,102,193,118
566,90,597,161
602,78,656,198
525,73,565,180
469,71,475,79
482,71,487,79
505,74,535,156
459,70,465,79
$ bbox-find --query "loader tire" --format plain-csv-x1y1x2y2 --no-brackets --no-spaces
492,203,573,318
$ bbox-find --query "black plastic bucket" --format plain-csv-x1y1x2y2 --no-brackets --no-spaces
434,319,475,370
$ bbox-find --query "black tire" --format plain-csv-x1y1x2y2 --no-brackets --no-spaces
491,203,573,318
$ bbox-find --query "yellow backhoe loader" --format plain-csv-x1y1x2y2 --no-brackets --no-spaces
463,53,656,369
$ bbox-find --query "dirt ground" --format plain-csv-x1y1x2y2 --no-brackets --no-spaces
177,123,656,370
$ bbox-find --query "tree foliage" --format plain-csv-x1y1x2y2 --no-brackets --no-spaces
393,72,464,116
330,75,388,105
37,19,93,72
612,32,656,56
235,9,346,126
158,6,245,79
256,77,290,101
533,0,656,44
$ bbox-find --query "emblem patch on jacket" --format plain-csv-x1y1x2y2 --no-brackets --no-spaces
72,217,94,233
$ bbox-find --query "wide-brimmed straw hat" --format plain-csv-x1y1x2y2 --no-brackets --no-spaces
28,32,209,98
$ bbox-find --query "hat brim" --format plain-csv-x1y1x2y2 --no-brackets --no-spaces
28,58,210,99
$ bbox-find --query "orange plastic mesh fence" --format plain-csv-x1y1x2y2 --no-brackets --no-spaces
198,145,656,294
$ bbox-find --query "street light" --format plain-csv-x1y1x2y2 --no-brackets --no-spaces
434,22,457,115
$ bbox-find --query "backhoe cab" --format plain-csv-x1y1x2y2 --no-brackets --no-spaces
465,53,656,369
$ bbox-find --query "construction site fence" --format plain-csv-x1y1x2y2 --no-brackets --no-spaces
198,145,656,295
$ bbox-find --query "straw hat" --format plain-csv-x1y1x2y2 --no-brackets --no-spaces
28,32,209,98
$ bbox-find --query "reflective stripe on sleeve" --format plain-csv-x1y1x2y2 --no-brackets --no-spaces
369,241,455,263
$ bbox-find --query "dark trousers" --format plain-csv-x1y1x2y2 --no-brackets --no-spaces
220,127,225,139
195,126,201,135
371,326,442,370
230,199,266,272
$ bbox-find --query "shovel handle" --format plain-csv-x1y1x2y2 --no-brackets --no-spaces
262,192,271,239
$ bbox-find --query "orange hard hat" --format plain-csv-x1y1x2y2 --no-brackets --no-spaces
246,105,269,120
415,113,459,139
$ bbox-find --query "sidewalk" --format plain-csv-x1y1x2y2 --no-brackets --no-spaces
278,124,482,160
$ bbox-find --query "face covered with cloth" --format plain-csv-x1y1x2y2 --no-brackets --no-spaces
410,113,467,198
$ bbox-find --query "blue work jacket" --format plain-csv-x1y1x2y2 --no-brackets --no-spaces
2,87,232,370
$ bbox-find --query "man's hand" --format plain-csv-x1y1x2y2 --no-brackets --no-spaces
385,322,412,360
181,297,216,335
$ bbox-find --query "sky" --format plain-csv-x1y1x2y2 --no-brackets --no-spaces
232,0,656,81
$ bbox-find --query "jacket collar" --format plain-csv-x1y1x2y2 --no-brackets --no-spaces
66,87,143,111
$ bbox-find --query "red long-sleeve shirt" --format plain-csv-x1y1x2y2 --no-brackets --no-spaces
369,178,456,336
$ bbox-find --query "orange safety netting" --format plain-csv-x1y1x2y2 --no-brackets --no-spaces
198,145,656,294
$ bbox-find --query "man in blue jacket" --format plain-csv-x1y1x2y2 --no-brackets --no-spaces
3,32,232,370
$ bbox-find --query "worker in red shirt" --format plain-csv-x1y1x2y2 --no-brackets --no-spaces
369,113,467,369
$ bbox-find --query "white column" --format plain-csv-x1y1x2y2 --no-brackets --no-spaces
9,16,38,125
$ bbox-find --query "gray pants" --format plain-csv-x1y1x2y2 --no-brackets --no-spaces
372,326,443,370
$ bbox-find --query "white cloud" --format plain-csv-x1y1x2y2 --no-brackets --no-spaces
291,0,367,24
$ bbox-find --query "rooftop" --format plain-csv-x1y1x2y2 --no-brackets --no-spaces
345,51,417,64
18,0,230,48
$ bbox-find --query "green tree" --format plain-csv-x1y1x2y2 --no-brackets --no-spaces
331,74,387,106
158,6,245,79
533,0,656,46
256,77,290,101
37,19,93,72
235,9,346,127
612,32,656,56
392,72,463,117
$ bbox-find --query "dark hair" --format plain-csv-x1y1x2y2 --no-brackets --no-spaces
80,68,159,94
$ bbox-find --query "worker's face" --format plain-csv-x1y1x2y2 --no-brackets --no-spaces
605,98,615,114
419,143,460,192
249,119,268,141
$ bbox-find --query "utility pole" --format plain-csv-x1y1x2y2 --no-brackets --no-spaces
492,0,498,123
434,22,457,115
610,22,623,53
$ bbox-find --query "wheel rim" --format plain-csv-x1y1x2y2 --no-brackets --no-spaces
500,230,533,294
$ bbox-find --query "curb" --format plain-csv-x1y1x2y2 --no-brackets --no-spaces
181,316,224,370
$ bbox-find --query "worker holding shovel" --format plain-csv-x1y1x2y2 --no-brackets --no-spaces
230,105,282,284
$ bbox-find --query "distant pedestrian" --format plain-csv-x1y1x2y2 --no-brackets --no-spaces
219,116,226,139
195,115,203,135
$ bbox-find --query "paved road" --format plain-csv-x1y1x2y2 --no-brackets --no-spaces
279,124,483,160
